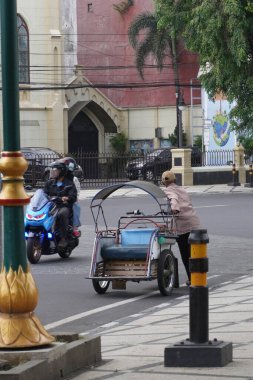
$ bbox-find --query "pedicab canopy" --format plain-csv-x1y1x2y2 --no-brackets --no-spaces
90,181,173,233
91,181,167,203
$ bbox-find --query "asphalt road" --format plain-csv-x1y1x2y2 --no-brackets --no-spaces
28,192,253,335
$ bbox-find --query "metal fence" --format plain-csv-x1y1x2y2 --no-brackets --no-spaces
202,150,234,166
22,149,242,189
77,152,133,188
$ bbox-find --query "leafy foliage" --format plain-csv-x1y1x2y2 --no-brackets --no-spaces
110,132,127,153
128,9,185,147
128,11,179,80
238,133,253,157
193,135,203,150
168,126,187,147
155,0,253,134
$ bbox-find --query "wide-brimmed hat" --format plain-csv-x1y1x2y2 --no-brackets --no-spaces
162,170,176,185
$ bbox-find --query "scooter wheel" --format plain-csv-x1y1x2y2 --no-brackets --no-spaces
58,249,72,258
27,237,42,264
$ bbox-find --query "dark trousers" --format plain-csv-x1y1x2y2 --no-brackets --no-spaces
57,207,70,239
176,232,191,280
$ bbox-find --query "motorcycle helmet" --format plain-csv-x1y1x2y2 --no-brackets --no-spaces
50,161,67,179
68,162,75,172
57,157,75,172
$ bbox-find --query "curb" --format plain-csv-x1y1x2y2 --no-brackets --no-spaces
26,184,253,201
0,333,101,380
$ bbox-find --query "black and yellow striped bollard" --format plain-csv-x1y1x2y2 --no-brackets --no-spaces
245,164,253,187
189,229,209,343
164,229,232,367
228,163,240,186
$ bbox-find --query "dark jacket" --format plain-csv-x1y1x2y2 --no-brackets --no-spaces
43,177,77,208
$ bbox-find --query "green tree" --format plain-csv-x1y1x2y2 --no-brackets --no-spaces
168,126,187,147
193,135,203,150
110,132,127,153
128,10,184,146
128,11,176,80
238,133,253,158
155,0,253,134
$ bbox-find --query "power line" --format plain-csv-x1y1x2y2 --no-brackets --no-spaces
26,62,197,71
10,81,201,92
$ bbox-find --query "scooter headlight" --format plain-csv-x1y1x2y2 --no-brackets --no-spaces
26,213,46,221
35,213,46,220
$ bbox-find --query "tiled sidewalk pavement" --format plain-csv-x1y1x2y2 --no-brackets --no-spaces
71,276,253,380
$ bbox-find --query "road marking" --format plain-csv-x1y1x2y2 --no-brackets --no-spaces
195,204,227,209
179,275,219,287
154,303,170,308
45,275,220,330
44,290,159,330
99,321,119,329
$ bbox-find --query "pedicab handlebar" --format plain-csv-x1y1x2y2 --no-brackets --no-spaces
126,209,144,216
125,209,170,217
118,209,176,231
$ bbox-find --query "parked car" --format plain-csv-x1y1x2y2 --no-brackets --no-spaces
21,147,58,186
125,147,202,181
125,149,172,181
21,147,61,165
21,147,83,186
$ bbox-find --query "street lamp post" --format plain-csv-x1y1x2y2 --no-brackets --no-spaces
0,0,54,348
176,90,185,148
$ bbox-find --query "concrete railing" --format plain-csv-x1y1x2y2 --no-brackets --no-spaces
172,145,247,186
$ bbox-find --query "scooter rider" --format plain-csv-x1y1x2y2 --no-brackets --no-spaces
57,157,82,237
43,160,77,249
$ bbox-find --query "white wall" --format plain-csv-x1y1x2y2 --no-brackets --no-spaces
0,1,202,153
61,0,77,81
14,0,68,152
128,106,180,144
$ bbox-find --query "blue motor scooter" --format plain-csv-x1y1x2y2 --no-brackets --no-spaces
24,189,79,263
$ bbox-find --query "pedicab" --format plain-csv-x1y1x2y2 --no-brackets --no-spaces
88,180,179,296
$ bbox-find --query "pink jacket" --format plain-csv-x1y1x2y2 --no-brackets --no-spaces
162,183,201,235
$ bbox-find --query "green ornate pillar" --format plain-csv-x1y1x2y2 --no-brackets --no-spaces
0,0,54,347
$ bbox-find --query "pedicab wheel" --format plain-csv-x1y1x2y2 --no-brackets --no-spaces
157,249,176,296
92,279,110,294
27,237,42,264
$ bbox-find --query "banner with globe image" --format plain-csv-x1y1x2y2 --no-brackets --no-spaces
213,112,230,147
205,99,236,165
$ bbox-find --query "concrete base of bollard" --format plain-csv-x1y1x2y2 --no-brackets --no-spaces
0,333,101,380
164,339,232,367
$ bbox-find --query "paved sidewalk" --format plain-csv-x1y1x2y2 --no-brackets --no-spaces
79,183,253,200
68,183,253,379
71,275,253,380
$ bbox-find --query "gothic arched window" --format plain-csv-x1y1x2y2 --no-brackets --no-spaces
17,15,29,83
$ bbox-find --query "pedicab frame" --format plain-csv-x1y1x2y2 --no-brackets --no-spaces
88,181,179,296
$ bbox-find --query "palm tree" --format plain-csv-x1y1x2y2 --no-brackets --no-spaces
128,11,182,145
128,11,179,83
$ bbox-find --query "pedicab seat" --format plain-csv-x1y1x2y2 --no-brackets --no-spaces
101,228,156,260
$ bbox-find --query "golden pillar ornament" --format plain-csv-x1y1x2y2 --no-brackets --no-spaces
0,266,54,347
